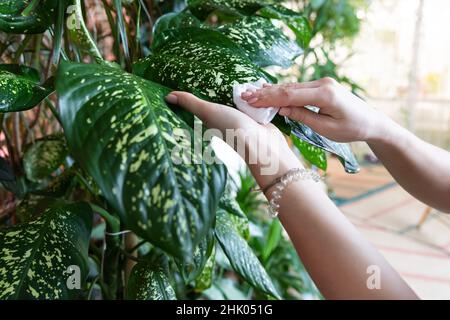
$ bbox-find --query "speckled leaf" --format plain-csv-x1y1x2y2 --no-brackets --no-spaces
177,231,214,283
0,202,93,300
134,27,272,106
57,62,226,260
125,264,176,300
219,190,250,239
291,134,328,171
0,0,58,34
0,64,53,113
215,209,280,299
195,244,216,291
187,0,275,19
289,119,359,173
259,5,312,48
218,16,303,67
23,135,68,182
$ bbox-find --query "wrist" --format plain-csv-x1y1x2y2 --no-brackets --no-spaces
366,114,403,147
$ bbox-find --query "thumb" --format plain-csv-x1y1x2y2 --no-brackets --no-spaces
165,91,219,125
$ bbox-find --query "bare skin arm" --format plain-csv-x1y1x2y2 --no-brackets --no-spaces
242,78,450,213
165,91,418,300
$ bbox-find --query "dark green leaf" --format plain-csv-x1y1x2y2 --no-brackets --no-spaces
288,118,359,173
217,16,303,67
195,244,216,291
125,264,176,300
219,190,250,239
187,0,275,19
153,10,203,41
262,219,282,262
15,194,57,223
57,62,226,260
177,231,215,283
0,0,58,34
134,27,271,106
0,64,53,113
23,135,68,182
215,209,280,299
0,202,93,299
291,134,328,171
0,156,15,182
259,5,312,48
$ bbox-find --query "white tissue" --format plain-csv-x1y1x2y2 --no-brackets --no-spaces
233,78,280,125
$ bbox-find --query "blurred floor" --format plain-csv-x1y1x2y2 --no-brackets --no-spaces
327,158,450,300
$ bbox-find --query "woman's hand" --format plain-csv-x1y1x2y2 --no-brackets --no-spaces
241,77,392,143
165,91,302,191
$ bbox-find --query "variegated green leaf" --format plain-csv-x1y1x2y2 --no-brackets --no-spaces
177,231,214,283
187,0,275,19
134,28,273,106
218,16,303,67
219,190,250,239
0,0,58,34
23,135,68,182
195,244,216,291
125,264,176,300
57,62,226,260
0,64,53,113
215,209,280,299
291,134,328,171
0,202,93,299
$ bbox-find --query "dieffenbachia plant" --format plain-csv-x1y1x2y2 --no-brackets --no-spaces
0,0,360,300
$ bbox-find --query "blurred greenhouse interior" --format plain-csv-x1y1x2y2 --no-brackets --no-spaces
308,0,450,299
221,0,450,299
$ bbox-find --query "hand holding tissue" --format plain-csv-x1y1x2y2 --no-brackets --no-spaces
233,78,280,125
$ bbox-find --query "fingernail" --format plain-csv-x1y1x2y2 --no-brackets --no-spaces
279,108,291,116
248,98,259,104
165,93,178,104
241,91,253,98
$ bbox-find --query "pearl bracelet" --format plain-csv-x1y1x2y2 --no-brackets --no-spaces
266,168,321,218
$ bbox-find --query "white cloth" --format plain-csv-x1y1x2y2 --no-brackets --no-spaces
233,78,280,125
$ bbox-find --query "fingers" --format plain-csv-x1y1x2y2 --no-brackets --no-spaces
241,78,337,109
279,106,332,134
242,86,327,108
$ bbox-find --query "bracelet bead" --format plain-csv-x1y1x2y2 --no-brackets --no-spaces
267,168,321,218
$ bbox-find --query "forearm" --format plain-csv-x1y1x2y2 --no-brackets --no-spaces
368,117,450,213
247,148,417,300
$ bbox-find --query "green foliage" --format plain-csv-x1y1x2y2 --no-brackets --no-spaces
0,0,58,34
0,64,53,113
126,264,177,300
22,135,67,182
215,209,280,299
135,27,272,106
57,61,226,260
0,202,92,299
0,0,366,301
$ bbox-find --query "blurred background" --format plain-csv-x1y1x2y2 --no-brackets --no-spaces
330,0,450,299
221,0,450,299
